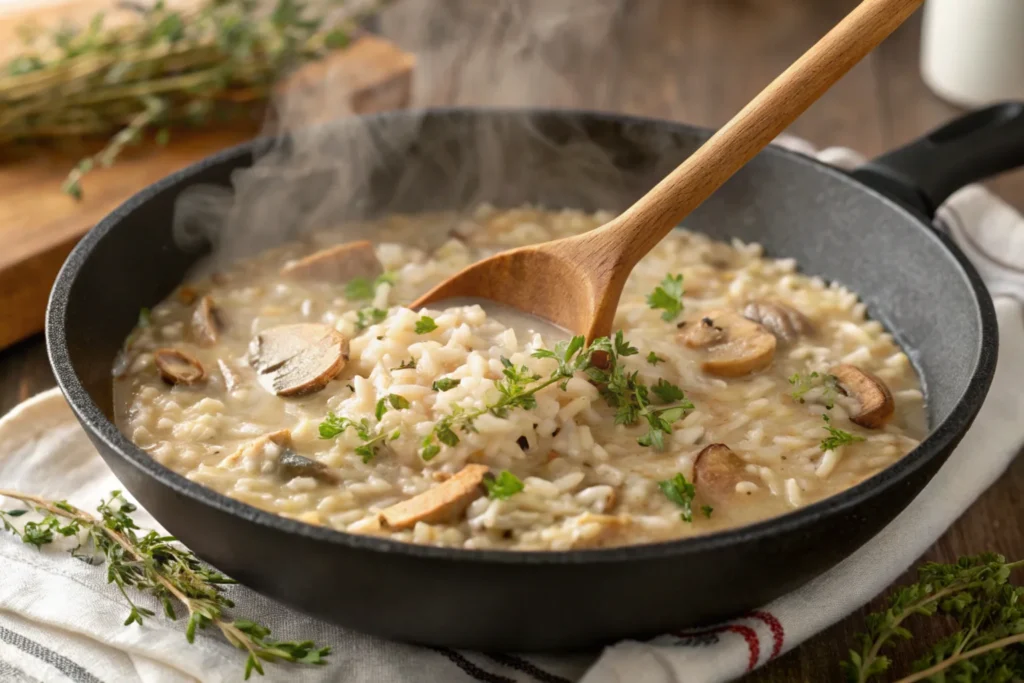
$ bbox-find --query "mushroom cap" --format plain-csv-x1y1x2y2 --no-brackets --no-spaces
692,443,746,504
279,240,383,282
678,309,776,377
191,295,223,346
829,364,895,428
153,348,206,385
380,464,490,530
278,448,340,485
743,300,813,344
249,323,349,397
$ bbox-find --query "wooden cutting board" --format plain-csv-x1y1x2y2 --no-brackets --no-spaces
0,1,414,350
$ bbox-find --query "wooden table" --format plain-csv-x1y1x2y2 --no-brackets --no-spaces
2,1,1022,680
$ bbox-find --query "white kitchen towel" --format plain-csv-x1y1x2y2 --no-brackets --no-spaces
1,142,1023,683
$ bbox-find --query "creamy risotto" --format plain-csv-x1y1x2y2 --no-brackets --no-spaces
113,206,927,550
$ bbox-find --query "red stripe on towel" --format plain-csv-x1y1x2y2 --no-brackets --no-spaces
749,611,785,659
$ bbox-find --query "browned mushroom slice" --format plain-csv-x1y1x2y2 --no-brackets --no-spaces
743,301,813,344
177,286,199,305
154,349,206,385
191,296,223,346
693,443,747,504
278,449,340,485
380,464,489,530
279,240,383,282
829,364,895,428
220,429,291,468
248,323,349,397
677,309,776,377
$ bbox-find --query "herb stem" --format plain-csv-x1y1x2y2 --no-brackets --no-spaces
893,632,1024,683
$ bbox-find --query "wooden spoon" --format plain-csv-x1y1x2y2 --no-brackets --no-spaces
411,0,923,341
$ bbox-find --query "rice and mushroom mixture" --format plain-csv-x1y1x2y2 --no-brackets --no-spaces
113,205,927,550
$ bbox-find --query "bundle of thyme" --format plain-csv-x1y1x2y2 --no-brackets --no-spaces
1,0,384,198
0,489,330,679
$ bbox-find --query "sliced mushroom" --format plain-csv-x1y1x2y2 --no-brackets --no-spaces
278,448,340,485
829,364,895,428
677,309,776,377
154,348,206,385
279,240,383,281
692,443,747,504
191,296,223,346
380,464,489,530
248,323,349,397
217,359,241,392
743,301,813,344
220,429,292,468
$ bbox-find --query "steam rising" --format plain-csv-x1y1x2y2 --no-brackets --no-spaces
173,0,631,275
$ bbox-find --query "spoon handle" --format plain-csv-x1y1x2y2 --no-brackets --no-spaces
594,0,923,270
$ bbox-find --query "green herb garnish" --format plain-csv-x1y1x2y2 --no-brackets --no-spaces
318,413,398,462
483,471,525,500
392,358,416,371
0,489,330,679
345,272,397,301
585,332,693,450
658,473,696,522
844,553,1024,683
701,505,714,519
432,378,461,392
374,394,410,421
646,273,685,322
790,371,841,409
138,307,152,327
355,307,388,331
820,413,865,451
647,351,665,366
414,316,438,334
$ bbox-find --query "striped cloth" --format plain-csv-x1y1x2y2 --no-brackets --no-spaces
1,142,1023,683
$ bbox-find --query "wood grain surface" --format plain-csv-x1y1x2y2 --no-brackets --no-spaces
2,1,1023,680
0,1,414,350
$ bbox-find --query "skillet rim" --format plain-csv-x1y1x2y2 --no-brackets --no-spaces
46,106,999,566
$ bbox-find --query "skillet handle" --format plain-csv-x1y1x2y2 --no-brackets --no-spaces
850,102,1024,218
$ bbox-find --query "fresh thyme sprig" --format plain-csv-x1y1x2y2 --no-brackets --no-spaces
821,413,865,452
318,413,399,462
0,489,330,679
3,0,389,198
844,553,1024,683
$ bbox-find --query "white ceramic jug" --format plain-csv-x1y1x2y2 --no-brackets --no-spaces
921,0,1024,106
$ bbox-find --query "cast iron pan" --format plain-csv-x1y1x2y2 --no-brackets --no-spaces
47,104,1019,651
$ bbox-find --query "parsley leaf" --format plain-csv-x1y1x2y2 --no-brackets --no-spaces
414,316,438,334
701,505,713,519
652,378,685,404
392,358,416,370
373,394,410,421
432,378,461,392
789,371,841,409
820,413,865,451
484,471,524,500
138,307,151,327
658,473,696,522
345,272,397,301
355,307,387,331
647,351,665,366
646,273,685,322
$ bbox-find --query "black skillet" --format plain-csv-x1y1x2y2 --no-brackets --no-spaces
46,104,1020,650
